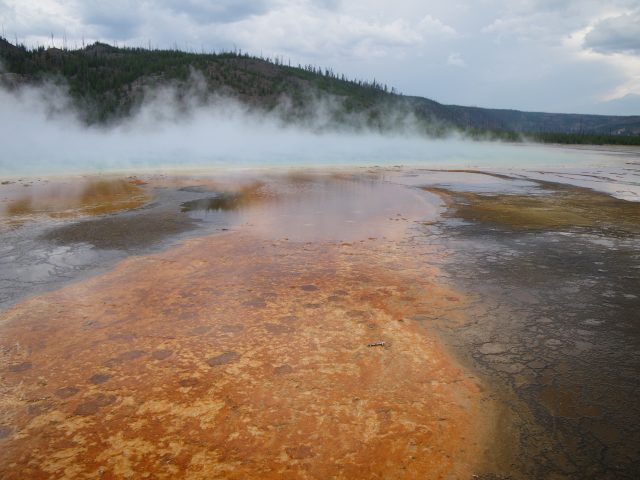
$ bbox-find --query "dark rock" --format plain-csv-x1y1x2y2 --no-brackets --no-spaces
27,401,53,415
179,378,199,387
89,373,112,384
286,445,314,459
55,386,80,399
8,361,32,373
274,364,293,375
152,349,173,360
221,324,244,333
74,393,117,416
105,349,145,366
0,425,13,439
207,351,240,367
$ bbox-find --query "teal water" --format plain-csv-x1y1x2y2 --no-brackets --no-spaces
0,129,633,177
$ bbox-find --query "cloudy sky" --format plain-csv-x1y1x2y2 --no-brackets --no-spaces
2,0,640,114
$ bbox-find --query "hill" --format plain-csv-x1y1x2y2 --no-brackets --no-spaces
1,37,639,144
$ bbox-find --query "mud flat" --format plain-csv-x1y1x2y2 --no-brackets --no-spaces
402,170,640,479
0,174,506,479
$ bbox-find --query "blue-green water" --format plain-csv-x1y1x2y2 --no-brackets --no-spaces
0,130,632,177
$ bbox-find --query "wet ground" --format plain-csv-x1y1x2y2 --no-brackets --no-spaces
395,171,640,479
0,173,441,310
0,177,232,310
1,166,639,478
0,173,505,479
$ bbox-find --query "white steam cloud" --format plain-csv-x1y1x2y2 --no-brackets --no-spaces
0,78,594,178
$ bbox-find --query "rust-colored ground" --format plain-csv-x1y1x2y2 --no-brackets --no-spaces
0,179,498,479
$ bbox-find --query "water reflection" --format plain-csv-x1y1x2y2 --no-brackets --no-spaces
180,182,266,213
2,178,149,223
181,175,440,242
181,194,243,212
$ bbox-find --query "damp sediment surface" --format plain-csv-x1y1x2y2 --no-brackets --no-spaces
0,147,639,478
400,171,640,479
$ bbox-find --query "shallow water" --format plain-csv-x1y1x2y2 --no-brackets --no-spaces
1,147,639,478
181,175,438,242
1,135,636,177
0,173,439,308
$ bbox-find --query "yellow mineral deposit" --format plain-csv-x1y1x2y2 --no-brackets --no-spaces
2,178,149,225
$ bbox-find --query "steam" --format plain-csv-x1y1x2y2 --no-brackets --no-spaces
0,76,595,178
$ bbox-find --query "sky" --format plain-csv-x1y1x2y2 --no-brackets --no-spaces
1,0,640,115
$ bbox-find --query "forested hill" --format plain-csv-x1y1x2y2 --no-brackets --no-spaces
1,37,639,144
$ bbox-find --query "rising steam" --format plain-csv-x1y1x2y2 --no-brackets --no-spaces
0,75,589,177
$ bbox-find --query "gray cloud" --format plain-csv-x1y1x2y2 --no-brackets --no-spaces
81,4,143,40
584,11,640,55
76,0,271,41
155,0,270,24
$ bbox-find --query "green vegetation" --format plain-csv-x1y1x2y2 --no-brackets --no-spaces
462,129,640,145
1,37,639,145
528,132,640,146
0,37,396,126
